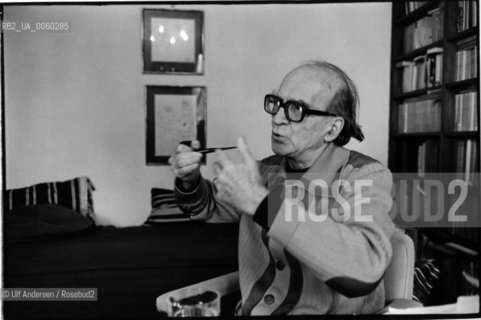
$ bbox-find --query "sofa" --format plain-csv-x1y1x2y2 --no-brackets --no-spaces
3,177,239,319
4,220,238,319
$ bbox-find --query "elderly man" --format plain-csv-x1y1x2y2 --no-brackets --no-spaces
169,61,395,315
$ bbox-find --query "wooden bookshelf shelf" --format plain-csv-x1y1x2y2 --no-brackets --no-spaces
446,78,479,90
394,40,444,62
393,87,442,99
447,27,479,42
389,1,480,304
444,131,480,138
391,132,441,138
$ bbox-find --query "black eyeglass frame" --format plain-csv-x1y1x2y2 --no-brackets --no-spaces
264,94,337,122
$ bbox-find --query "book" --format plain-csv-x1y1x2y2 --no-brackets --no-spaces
417,140,439,174
405,1,428,15
465,140,477,185
426,47,443,88
417,143,425,176
464,139,472,183
398,99,441,133
404,10,442,53
457,1,471,32
396,61,415,92
416,16,433,49
456,42,478,81
455,139,479,185
472,0,478,27
454,91,478,131
456,140,465,173
414,55,426,90
429,5,444,42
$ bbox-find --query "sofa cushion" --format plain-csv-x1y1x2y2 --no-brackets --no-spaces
5,204,94,243
145,188,190,224
4,176,96,220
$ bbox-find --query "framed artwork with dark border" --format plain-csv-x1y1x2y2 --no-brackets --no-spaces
142,9,204,74
146,86,207,165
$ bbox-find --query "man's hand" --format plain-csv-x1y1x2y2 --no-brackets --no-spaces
168,140,203,191
212,137,268,215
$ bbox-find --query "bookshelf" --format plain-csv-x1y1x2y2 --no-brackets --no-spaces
389,1,479,304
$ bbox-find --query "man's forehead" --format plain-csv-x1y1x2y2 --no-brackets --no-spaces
278,65,341,106
290,65,341,87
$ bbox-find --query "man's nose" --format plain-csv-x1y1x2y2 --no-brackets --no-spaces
272,108,289,125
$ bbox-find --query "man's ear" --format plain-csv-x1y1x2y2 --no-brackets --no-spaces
324,117,345,142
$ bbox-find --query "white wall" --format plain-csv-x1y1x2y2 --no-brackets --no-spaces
4,3,392,226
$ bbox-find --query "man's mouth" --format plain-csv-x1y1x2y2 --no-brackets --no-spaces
272,132,284,140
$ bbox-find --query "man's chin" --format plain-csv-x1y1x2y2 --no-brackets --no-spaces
271,140,292,156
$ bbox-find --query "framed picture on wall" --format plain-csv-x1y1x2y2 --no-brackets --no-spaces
142,9,204,74
146,86,207,165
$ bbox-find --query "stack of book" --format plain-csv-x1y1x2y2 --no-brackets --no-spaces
455,139,479,185
454,91,478,131
396,48,443,92
404,1,428,15
417,139,439,174
456,38,478,81
404,5,444,53
398,99,441,133
457,0,478,32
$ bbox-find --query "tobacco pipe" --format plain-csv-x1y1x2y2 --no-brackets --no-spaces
180,141,236,154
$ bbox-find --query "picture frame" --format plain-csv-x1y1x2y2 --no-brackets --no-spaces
142,9,204,74
146,86,207,165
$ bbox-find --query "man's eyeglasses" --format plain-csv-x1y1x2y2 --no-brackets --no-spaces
264,94,337,122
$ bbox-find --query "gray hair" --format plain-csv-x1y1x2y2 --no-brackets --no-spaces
304,60,365,146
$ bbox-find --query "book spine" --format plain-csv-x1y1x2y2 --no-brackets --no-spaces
464,139,472,184
457,1,464,32
457,140,465,173
435,52,443,85
455,93,461,131
456,50,461,81
472,0,478,27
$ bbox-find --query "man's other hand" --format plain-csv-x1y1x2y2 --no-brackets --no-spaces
213,137,268,215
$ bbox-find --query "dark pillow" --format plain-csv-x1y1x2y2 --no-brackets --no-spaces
144,188,190,225
4,176,96,220
5,204,94,243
